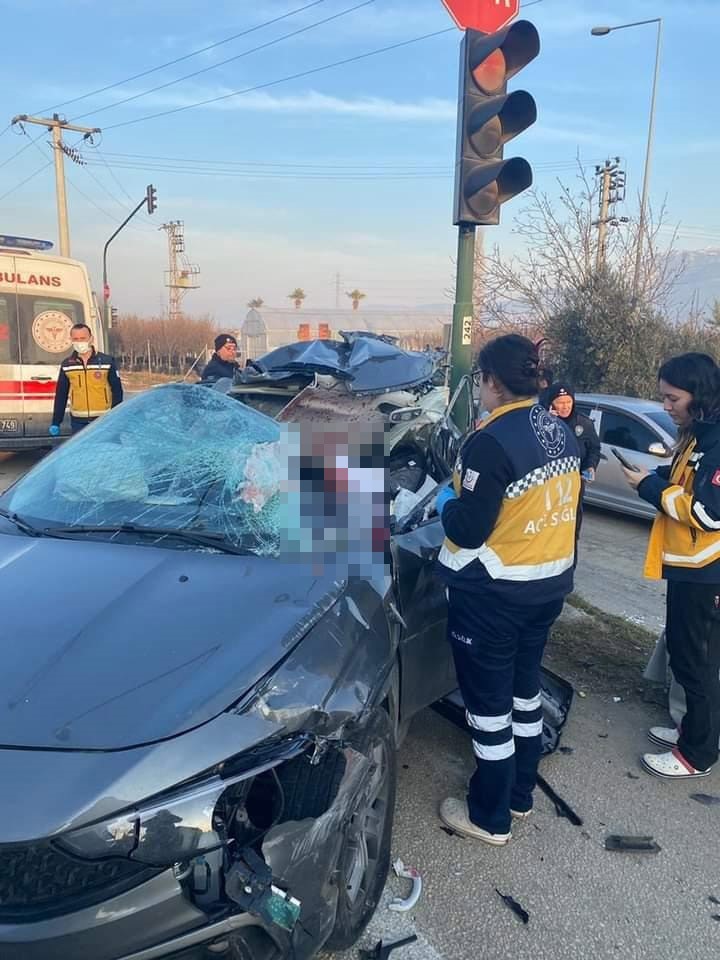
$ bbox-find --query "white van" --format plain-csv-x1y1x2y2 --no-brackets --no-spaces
0,237,105,450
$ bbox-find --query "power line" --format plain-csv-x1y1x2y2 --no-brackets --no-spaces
83,154,600,182
94,150,602,172
38,0,330,114
24,135,155,235
0,128,46,169
72,0,376,122
94,145,136,203
102,26,457,131
0,159,53,203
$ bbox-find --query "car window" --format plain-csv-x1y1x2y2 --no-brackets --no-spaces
600,410,658,453
646,410,678,441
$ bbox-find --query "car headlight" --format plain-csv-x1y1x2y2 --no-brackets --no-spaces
56,739,309,867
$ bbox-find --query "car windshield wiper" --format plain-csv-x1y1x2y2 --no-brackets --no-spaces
41,523,249,555
0,507,41,537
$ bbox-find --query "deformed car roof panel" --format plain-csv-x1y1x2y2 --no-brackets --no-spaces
237,332,436,395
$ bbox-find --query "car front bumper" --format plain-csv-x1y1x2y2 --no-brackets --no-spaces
0,869,275,960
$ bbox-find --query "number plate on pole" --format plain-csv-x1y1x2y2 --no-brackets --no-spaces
461,315,473,346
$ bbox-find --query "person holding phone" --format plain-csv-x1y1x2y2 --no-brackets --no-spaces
435,335,581,845
621,353,720,781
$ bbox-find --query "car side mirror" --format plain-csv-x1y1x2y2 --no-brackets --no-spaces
648,441,670,458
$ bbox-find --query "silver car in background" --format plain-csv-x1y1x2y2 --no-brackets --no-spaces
575,394,677,520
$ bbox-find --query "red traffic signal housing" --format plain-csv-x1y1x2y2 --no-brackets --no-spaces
454,20,540,226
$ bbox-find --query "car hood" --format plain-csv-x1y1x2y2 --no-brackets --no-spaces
0,534,342,751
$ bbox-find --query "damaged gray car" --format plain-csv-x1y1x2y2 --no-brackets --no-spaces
0,335,571,960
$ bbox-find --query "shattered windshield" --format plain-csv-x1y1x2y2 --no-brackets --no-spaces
5,384,282,556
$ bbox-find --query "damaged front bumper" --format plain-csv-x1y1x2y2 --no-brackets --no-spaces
0,731,377,960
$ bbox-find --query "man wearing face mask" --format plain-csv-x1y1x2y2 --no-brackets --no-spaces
49,323,124,436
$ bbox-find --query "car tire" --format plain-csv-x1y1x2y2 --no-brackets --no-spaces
324,706,397,952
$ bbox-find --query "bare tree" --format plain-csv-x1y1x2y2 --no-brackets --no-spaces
480,163,687,329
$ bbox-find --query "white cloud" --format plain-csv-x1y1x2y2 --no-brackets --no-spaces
47,82,457,121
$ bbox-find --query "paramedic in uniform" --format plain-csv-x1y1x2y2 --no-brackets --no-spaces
435,334,581,845
49,323,123,436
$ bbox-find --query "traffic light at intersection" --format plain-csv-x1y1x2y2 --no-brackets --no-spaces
454,20,540,226
146,184,158,215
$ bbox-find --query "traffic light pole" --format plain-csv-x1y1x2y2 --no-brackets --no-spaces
449,222,476,421
102,186,156,331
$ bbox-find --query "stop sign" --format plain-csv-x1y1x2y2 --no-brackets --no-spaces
441,0,520,33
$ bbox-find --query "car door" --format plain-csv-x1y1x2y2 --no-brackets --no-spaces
391,374,472,717
390,495,457,720
595,408,669,514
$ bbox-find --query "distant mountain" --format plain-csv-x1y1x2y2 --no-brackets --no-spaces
673,248,720,310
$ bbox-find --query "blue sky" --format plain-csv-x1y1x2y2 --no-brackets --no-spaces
2,0,719,322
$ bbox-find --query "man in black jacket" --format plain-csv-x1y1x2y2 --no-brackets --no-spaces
544,383,601,539
201,334,240,381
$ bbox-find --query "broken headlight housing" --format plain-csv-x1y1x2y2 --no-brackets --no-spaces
57,776,237,867
56,740,307,868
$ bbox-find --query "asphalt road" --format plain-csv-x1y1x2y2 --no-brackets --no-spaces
0,452,717,960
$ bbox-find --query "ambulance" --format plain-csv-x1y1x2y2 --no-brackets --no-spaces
0,236,106,450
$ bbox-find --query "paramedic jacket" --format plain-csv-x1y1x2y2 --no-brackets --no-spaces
638,419,720,582
52,349,123,426
437,399,581,604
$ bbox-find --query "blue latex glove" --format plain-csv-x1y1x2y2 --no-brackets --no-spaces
435,483,457,516
48,424,60,437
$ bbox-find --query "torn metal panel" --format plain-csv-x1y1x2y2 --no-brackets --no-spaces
260,745,373,956
236,333,437,396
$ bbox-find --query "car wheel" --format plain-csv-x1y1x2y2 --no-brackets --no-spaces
325,707,397,952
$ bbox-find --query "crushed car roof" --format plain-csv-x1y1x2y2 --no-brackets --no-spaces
237,331,438,395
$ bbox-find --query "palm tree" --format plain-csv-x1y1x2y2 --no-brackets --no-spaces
346,289,367,311
247,297,264,309
288,288,306,309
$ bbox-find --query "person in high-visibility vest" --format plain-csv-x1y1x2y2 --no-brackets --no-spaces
50,323,123,436
622,352,720,781
435,334,580,845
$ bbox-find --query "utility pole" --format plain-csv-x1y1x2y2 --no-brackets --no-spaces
593,158,627,272
161,221,200,324
12,114,100,257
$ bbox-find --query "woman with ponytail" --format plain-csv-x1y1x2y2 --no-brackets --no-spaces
435,334,581,845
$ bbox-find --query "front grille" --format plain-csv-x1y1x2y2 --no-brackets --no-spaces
0,841,155,921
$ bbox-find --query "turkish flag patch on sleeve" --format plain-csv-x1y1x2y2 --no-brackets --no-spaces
712,470,720,487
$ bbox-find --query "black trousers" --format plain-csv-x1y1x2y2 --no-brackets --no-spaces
70,416,95,434
666,580,720,771
447,587,564,835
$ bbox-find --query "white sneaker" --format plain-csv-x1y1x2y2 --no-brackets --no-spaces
510,808,533,820
439,798,511,845
648,726,679,749
641,750,712,780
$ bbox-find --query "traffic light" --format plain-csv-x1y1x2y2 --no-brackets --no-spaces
146,184,158,215
454,20,540,226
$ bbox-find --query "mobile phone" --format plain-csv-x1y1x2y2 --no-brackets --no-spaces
611,448,640,472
